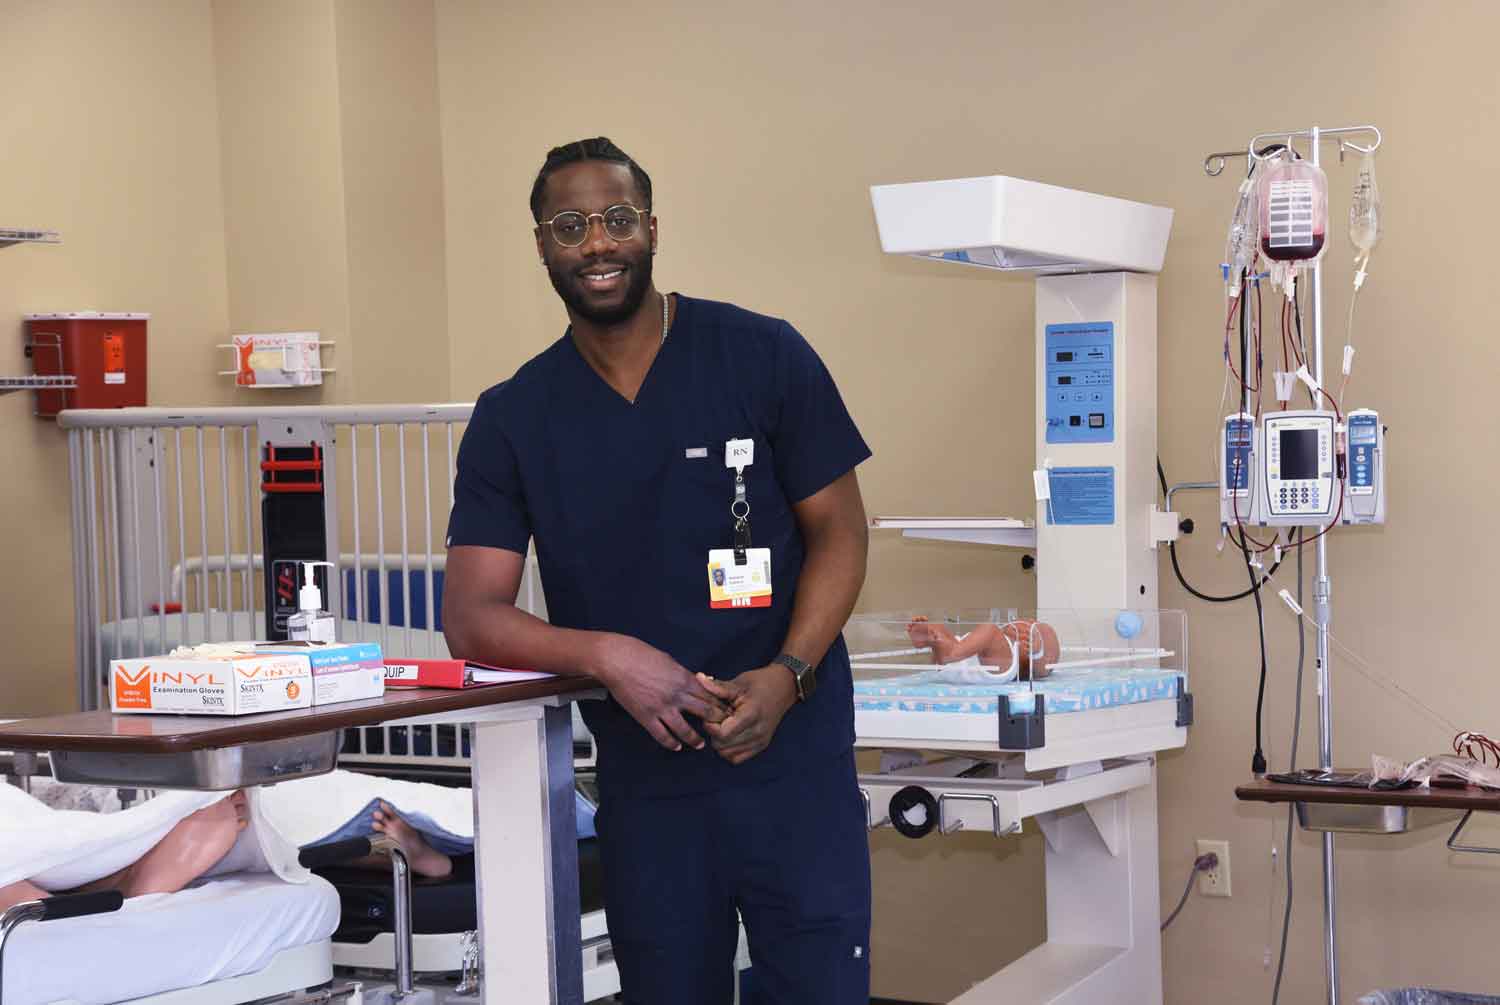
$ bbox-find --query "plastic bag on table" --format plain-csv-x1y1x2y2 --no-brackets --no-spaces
1370,754,1500,791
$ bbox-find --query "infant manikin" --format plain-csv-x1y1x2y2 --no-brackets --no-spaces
905,616,1061,684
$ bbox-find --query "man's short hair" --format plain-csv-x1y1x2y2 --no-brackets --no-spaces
529,137,654,223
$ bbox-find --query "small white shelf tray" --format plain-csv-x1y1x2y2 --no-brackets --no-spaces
0,228,61,247
870,515,1036,549
1,375,76,396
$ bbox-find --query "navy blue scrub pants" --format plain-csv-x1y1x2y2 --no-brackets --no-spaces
595,749,872,1004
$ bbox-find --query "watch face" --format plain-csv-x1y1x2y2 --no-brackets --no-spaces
799,667,817,698
777,655,814,701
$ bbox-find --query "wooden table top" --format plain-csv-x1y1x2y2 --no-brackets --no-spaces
0,677,600,754
1236,776,1500,813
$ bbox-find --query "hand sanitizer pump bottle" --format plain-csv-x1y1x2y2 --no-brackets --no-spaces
286,561,336,643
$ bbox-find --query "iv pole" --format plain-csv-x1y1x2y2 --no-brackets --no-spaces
1203,123,1383,1005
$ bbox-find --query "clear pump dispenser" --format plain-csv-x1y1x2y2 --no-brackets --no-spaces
286,561,336,643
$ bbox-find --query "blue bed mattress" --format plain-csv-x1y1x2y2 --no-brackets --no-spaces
853,666,1185,716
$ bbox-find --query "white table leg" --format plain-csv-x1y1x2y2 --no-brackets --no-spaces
470,701,582,1004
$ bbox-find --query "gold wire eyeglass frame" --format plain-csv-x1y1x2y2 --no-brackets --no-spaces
537,204,650,248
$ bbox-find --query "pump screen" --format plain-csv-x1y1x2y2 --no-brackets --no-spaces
1279,429,1319,480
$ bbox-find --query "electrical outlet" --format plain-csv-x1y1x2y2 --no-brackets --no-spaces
1196,839,1231,897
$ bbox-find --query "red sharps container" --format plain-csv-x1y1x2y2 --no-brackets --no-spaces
25,312,149,417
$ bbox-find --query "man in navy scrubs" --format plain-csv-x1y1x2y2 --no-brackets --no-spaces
444,137,872,1004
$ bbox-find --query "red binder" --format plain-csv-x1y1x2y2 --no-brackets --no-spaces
383,659,551,689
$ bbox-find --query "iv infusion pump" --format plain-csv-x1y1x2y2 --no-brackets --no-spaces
1219,408,1385,528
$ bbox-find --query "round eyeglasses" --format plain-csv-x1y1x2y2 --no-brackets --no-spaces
539,204,648,248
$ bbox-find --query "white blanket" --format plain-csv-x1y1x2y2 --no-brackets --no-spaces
0,785,307,892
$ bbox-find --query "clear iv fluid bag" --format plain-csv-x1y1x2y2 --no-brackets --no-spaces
1225,179,1258,288
1349,151,1381,255
1257,156,1329,264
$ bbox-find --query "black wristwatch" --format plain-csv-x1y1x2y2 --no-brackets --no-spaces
774,653,817,702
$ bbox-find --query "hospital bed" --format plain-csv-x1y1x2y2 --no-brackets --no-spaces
0,677,594,1005
1,877,350,1005
0,753,633,1005
0,743,353,1005
326,727,749,1001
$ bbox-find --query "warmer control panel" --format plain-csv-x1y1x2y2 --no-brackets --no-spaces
1044,322,1114,444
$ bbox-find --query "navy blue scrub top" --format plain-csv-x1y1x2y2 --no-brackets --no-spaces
447,295,872,798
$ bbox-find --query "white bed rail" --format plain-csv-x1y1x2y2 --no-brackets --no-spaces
61,404,480,711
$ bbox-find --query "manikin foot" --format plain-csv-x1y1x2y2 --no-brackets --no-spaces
120,790,248,897
905,616,960,663
371,801,452,879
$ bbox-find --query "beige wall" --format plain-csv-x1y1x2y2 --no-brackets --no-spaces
213,0,353,402
332,0,450,404
3,1,1499,1000
435,0,1500,1000
0,0,453,715
212,0,450,404
0,0,232,714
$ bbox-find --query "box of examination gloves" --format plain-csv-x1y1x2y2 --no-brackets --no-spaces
255,640,385,706
111,651,312,716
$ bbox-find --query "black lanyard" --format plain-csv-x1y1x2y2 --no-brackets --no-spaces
731,469,751,565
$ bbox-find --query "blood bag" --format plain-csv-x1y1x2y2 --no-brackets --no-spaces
1348,150,1381,257
1257,155,1329,265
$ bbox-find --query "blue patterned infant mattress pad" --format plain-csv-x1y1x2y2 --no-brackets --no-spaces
853,666,1185,716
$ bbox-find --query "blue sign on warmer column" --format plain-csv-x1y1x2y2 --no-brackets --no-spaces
1046,467,1116,525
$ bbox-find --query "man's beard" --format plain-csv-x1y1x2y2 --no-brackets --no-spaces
548,251,654,327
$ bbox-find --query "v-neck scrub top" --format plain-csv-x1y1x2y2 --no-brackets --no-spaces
447,295,872,797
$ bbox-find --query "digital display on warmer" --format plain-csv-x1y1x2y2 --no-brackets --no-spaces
1279,429,1320,480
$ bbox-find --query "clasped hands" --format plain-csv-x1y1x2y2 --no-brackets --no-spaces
695,666,797,765
593,635,795,765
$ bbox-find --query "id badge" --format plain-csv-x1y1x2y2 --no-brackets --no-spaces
707,548,773,609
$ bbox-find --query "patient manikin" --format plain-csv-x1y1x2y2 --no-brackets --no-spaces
0,788,453,915
0,791,251,913
906,616,1061,682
